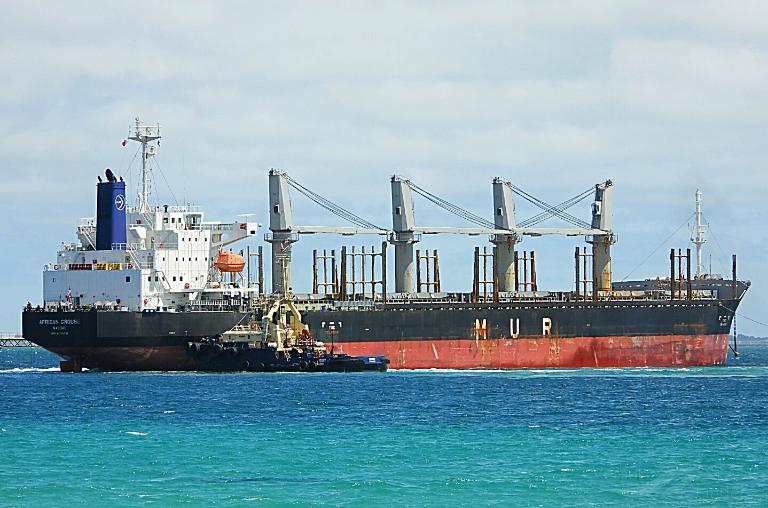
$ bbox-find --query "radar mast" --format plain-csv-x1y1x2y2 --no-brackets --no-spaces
692,189,707,278
128,118,161,213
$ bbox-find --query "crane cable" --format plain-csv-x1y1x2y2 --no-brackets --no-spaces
517,187,595,228
619,212,694,281
507,183,593,229
283,175,383,230
406,181,498,229
406,179,596,231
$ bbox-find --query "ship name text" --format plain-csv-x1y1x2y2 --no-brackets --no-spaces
39,319,81,326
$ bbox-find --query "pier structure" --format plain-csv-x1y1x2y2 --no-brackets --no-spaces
0,333,35,347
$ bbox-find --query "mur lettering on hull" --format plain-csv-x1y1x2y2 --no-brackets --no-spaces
503,317,553,339
510,318,519,338
542,317,552,336
473,319,487,340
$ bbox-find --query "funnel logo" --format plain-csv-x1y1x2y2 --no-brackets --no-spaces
114,195,125,211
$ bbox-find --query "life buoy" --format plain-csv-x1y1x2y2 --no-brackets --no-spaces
249,321,258,330
184,282,190,289
53,264,60,270
143,298,149,305
159,243,164,249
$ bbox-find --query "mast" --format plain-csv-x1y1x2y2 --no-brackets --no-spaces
128,118,161,213
692,189,706,278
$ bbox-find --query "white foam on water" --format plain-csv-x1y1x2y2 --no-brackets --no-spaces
0,367,60,373
163,410,176,414
125,431,148,436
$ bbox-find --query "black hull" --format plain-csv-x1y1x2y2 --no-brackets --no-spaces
22,309,248,370
21,298,740,371
305,299,737,343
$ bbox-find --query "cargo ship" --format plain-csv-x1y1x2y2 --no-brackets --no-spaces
22,120,748,371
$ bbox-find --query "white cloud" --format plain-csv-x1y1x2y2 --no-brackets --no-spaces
0,1,767,332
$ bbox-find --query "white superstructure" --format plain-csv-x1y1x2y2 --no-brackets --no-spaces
43,119,260,311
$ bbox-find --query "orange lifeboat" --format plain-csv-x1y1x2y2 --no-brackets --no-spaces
214,251,245,273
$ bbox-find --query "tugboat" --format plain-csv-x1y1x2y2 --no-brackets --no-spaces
185,291,389,372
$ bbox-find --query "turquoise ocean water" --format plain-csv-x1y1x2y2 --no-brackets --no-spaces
1,343,767,507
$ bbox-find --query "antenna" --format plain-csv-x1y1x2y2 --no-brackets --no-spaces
128,118,161,213
691,189,706,278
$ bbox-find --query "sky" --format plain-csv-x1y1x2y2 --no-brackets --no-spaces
1,1,766,335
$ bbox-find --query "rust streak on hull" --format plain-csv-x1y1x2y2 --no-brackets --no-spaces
332,334,729,369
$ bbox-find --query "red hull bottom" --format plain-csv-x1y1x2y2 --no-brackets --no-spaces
46,334,729,371
331,334,730,369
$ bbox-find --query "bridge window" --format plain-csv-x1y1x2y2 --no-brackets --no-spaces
125,276,131,283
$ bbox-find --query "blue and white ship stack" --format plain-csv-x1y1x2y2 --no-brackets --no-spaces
45,120,259,314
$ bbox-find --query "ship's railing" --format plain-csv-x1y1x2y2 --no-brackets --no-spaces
186,299,244,311
153,243,179,250
111,242,144,251
334,300,377,311
201,223,235,232
127,205,202,213
306,289,721,308
178,223,233,231
60,242,88,252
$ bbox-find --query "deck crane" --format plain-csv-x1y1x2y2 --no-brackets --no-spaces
267,168,614,296
389,177,614,293
267,169,388,294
